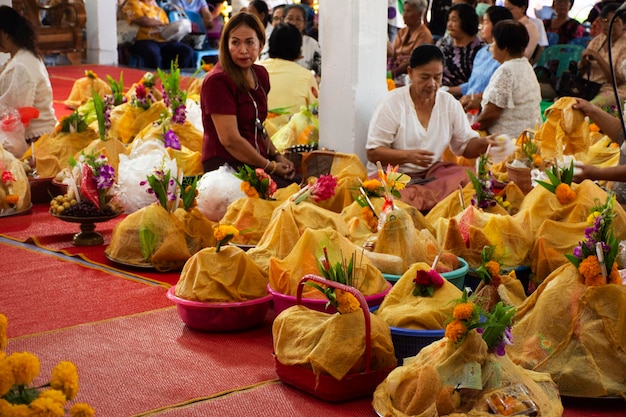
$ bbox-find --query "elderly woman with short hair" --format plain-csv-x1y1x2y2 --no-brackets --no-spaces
387,0,433,81
475,20,541,138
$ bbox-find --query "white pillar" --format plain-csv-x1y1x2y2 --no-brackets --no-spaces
318,0,387,166
85,0,118,65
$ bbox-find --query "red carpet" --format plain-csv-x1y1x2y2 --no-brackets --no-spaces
1,241,171,338
6,308,279,417
0,204,181,286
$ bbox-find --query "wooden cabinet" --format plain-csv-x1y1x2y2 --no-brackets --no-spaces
11,0,86,65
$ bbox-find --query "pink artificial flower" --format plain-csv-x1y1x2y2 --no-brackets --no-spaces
310,174,337,201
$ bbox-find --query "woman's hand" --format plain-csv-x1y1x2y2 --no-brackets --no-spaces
460,94,481,111
407,149,435,167
274,154,296,179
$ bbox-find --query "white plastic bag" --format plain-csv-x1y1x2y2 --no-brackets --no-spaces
196,165,245,222
0,109,26,158
160,19,192,42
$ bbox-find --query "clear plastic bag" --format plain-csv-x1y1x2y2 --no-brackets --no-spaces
0,108,26,158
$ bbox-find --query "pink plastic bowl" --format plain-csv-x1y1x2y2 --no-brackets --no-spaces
166,286,272,332
268,281,392,316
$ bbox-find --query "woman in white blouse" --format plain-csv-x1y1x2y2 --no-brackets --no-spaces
475,19,541,139
0,6,57,143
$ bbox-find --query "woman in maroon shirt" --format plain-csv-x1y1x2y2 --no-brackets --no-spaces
201,12,296,183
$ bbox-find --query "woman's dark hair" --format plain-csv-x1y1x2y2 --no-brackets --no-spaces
492,19,529,56
409,44,445,68
219,12,266,92
506,0,529,9
485,5,514,26
449,3,479,36
249,0,270,26
0,6,39,57
599,2,626,23
268,23,302,61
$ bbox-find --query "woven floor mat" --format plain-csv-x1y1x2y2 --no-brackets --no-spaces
5,307,277,417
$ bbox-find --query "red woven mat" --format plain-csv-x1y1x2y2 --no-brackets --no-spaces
6,308,277,417
1,241,171,337
0,204,181,286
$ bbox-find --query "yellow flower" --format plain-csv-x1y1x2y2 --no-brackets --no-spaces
589,123,600,133
7,352,40,385
361,206,378,233
39,389,67,405
335,289,360,314
445,319,467,343
587,211,601,225
452,302,474,321
10,403,31,417
29,396,65,417
70,403,96,417
386,78,396,91
0,357,14,397
85,70,98,79
0,313,7,351
213,224,239,242
50,361,79,401
0,400,11,416
361,179,382,192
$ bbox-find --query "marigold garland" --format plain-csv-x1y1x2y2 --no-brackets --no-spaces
8,352,40,386
50,361,79,401
335,289,361,314
360,206,378,233
445,319,467,343
452,302,475,321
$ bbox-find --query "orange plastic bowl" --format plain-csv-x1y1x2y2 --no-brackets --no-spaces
166,287,272,332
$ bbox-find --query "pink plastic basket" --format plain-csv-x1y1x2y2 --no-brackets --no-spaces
274,274,396,402
167,287,272,332
268,280,392,315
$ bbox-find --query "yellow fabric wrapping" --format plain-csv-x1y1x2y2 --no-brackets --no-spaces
63,76,112,109
105,203,191,271
174,245,269,302
173,207,217,255
535,97,589,160
342,198,435,238
375,262,462,330
426,182,522,224
516,180,626,239
135,119,203,153
272,305,396,380
373,331,563,417
166,146,203,177
24,130,99,178
108,102,168,144
434,206,532,269
246,200,351,272
268,227,390,298
374,208,443,273
220,198,285,245
509,263,626,398
76,138,129,175
0,148,31,211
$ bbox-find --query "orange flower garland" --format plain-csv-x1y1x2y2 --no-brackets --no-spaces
445,319,467,343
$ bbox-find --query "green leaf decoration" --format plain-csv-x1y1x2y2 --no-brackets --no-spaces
139,226,158,261
92,90,106,142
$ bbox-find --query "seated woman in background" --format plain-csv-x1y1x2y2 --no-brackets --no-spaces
0,6,56,147
579,2,626,109
121,0,194,69
201,12,296,187
436,3,484,87
366,44,509,212
284,4,321,78
504,0,540,61
449,5,513,111
475,20,541,139
387,0,433,82
247,0,273,61
258,23,319,135
169,0,214,31
543,0,583,45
